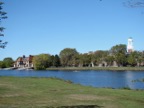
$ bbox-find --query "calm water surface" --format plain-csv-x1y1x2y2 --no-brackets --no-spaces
0,70,144,89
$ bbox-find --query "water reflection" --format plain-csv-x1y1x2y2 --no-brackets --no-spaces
124,71,134,89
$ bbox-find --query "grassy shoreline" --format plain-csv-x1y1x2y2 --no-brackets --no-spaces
47,67,144,71
0,77,144,108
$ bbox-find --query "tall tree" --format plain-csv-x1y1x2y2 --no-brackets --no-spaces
3,57,14,68
32,54,51,70
105,56,115,66
81,53,91,67
110,44,127,55
110,44,127,66
127,51,137,66
92,50,108,65
52,55,61,67
0,1,7,48
137,51,144,66
59,48,79,67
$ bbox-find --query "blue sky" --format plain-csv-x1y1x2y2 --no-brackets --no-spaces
1,0,144,60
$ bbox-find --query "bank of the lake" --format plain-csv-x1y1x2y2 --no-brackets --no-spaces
47,67,144,71
1,67,144,71
0,77,144,108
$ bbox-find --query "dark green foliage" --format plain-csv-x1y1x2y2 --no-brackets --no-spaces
0,57,14,68
0,1,7,48
3,57,14,68
0,61,5,68
53,55,61,67
50,55,61,67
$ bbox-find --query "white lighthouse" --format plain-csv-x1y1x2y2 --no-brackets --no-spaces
127,37,134,53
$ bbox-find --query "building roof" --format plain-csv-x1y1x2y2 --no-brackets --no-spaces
16,55,34,62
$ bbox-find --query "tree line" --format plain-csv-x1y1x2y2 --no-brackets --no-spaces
0,44,144,70
32,44,144,70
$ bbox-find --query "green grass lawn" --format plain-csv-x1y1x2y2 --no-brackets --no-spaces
0,77,144,108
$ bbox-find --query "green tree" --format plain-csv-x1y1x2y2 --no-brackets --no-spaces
52,55,61,67
81,53,91,67
127,51,144,67
0,61,5,68
59,48,79,67
50,55,55,66
72,54,81,67
76,54,84,67
33,54,51,70
92,50,108,66
105,56,115,66
3,57,14,68
0,1,7,48
115,53,127,66
137,51,144,66
110,44,127,66
127,52,137,67
110,44,127,55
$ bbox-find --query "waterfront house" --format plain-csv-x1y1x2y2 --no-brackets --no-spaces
14,55,34,68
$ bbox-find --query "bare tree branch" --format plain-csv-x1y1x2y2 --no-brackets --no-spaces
0,1,7,49
123,0,144,8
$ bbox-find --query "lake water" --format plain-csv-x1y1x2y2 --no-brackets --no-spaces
0,70,144,89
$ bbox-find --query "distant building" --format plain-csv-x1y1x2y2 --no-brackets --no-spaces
127,37,134,53
14,55,34,68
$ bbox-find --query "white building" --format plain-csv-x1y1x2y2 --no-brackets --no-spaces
127,37,134,53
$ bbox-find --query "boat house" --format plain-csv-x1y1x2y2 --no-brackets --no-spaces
14,55,34,68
